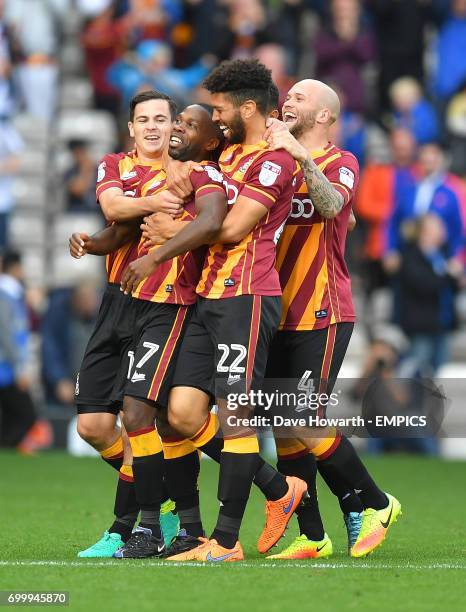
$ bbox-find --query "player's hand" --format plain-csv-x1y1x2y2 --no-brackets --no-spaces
55,379,75,405
263,117,288,141
141,212,179,246
147,190,184,218
267,128,308,164
165,159,201,198
120,254,157,295
69,233,91,258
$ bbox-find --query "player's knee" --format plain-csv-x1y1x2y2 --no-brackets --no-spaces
167,403,193,437
76,420,106,447
122,400,154,433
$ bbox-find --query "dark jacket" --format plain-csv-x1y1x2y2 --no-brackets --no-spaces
397,244,457,335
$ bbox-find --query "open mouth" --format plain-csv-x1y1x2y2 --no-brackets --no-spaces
219,124,232,139
169,134,183,147
283,111,297,123
145,134,160,143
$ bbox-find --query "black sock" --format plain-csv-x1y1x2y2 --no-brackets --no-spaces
109,512,138,542
139,509,162,539
197,434,223,462
277,454,324,541
112,470,139,540
101,455,123,471
164,451,203,538
253,460,289,500
317,461,363,514
317,436,388,510
131,452,164,534
160,477,170,505
211,451,260,548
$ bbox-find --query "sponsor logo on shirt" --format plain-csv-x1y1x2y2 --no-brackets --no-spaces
339,167,354,189
259,160,282,186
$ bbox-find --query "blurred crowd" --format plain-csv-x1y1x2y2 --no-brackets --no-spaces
0,0,466,454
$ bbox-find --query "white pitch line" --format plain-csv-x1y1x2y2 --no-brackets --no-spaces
0,561,465,570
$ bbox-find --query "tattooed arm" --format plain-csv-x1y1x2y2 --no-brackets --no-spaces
267,128,344,219
299,156,344,218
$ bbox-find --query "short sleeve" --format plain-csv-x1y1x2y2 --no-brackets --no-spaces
190,164,226,199
96,154,123,200
324,152,360,207
241,150,296,210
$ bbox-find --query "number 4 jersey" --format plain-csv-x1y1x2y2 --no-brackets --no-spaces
277,143,359,331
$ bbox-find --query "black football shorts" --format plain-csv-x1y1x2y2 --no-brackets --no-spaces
124,300,191,409
172,294,282,400
75,283,136,415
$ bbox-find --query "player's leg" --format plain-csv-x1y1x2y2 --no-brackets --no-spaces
295,324,401,556
115,303,189,558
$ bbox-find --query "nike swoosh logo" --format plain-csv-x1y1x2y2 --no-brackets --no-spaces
283,486,296,514
157,544,165,553
316,542,327,552
206,550,237,562
380,503,393,529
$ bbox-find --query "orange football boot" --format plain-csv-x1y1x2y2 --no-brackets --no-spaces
257,476,308,554
166,538,244,562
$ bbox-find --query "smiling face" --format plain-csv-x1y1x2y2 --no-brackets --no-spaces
282,80,339,138
128,98,172,160
169,104,222,162
210,92,247,144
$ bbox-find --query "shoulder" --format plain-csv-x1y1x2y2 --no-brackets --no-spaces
190,162,224,189
330,148,359,173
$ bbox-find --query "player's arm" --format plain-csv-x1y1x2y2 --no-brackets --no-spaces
99,187,183,223
210,195,268,244
69,221,140,258
141,213,189,247
267,128,344,219
121,191,227,294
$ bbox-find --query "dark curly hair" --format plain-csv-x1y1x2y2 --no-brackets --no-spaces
203,59,273,116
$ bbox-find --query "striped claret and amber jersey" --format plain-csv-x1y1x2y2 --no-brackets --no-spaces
95,151,166,284
133,162,226,305
197,141,298,299
277,143,359,331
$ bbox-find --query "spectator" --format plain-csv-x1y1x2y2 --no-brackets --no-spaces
389,77,440,146
329,82,368,165
356,128,417,294
367,0,436,111
0,9,14,116
254,44,294,111
81,3,122,112
0,117,24,249
107,38,211,108
0,250,36,447
385,143,464,267
445,84,466,177
64,140,98,213
314,0,375,113
397,213,463,375
3,0,70,121
433,0,466,101
41,281,100,408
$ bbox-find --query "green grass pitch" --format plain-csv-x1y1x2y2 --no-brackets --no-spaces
1,451,465,611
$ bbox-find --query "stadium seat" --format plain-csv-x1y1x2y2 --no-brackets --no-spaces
9,213,47,248
52,213,102,247
59,78,93,110
56,110,117,149
13,177,47,209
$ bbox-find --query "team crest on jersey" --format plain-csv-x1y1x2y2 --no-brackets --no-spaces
204,165,223,183
339,167,354,189
238,157,253,174
121,170,138,180
97,162,106,182
259,161,281,186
